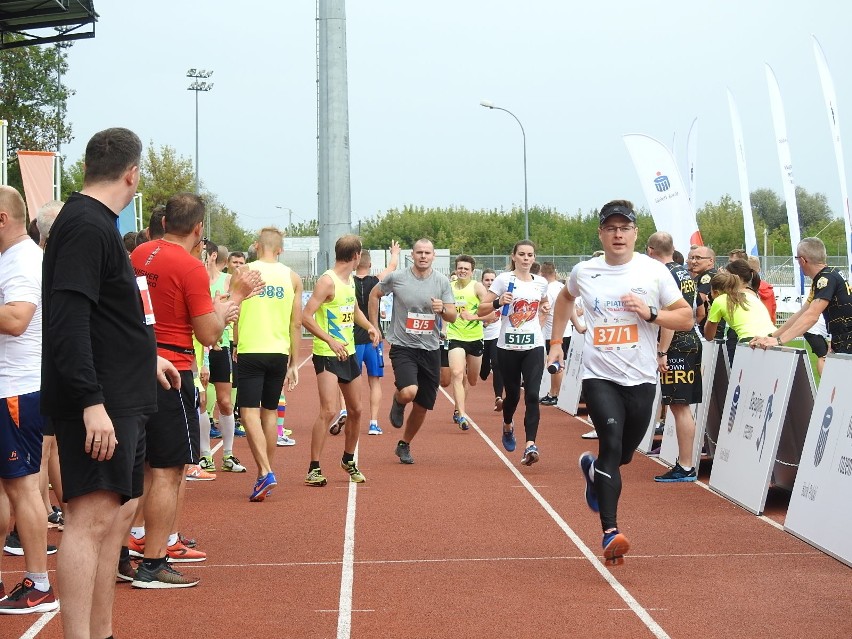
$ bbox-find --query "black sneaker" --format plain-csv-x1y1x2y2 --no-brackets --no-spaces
654,462,697,483
3,531,57,556
389,396,405,428
540,395,558,406
131,562,199,589
47,506,64,529
395,440,414,464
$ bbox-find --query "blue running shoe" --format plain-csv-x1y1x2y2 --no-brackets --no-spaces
209,425,222,439
520,444,539,466
457,415,470,431
602,529,630,566
501,425,516,452
234,425,247,438
249,472,277,502
579,452,599,512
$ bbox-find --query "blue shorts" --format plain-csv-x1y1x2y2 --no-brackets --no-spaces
0,391,44,479
355,343,384,378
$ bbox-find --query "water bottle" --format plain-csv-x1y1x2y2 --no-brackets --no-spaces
501,276,516,317
377,341,384,368
547,360,562,374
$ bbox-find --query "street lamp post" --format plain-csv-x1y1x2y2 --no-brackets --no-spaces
480,99,529,240
275,206,294,234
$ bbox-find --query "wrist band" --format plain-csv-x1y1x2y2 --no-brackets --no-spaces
493,298,501,309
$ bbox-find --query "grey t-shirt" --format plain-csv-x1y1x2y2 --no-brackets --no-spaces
378,268,454,350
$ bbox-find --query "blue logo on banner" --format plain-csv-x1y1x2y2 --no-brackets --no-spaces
654,172,670,192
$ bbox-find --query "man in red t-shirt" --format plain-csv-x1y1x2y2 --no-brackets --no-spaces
128,193,259,588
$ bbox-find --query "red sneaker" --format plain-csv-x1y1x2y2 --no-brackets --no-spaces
0,579,59,614
166,541,206,563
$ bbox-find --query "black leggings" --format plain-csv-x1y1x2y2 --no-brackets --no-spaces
497,346,544,442
583,378,656,531
479,338,504,397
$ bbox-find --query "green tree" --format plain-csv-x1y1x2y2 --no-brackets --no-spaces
696,195,746,255
60,157,84,200
751,188,785,231
138,143,194,222
0,37,74,191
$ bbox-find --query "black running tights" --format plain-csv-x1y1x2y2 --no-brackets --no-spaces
582,378,656,531
497,346,544,442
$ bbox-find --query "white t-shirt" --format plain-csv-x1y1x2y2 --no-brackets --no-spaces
0,239,43,397
542,279,572,340
490,272,548,351
568,253,682,386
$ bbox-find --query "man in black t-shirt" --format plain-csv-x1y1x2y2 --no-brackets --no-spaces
751,237,852,353
353,241,399,434
648,232,701,482
42,128,179,639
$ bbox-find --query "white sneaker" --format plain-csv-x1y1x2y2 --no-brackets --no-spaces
581,429,598,440
277,435,296,446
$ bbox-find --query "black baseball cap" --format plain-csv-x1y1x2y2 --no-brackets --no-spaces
599,204,636,225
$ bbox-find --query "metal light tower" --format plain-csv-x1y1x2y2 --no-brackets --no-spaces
186,69,213,195
480,99,529,240
187,69,213,236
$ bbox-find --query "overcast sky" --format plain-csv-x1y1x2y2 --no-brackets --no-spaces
61,1,852,237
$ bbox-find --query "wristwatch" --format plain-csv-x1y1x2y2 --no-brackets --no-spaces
657,351,667,357
646,306,658,323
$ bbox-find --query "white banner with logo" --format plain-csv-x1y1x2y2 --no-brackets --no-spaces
623,133,702,255
766,64,803,294
709,345,809,514
727,90,759,257
556,328,584,415
812,36,852,277
785,354,852,567
637,382,662,454
686,117,698,208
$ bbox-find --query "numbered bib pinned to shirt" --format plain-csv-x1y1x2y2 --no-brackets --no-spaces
592,318,638,351
405,312,435,335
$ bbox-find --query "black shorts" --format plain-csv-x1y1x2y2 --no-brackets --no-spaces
43,415,55,437
804,332,829,358
545,337,570,360
448,339,484,358
209,346,233,384
440,340,449,368
145,370,200,468
389,345,441,410
660,350,702,405
313,353,359,383
54,413,148,504
238,353,289,411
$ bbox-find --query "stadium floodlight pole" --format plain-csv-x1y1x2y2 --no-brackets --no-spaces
480,99,529,240
187,69,214,195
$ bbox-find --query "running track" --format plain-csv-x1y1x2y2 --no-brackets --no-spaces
6,339,851,639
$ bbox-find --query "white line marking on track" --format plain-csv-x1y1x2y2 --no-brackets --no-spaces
336,444,359,639
438,388,672,639
20,609,59,639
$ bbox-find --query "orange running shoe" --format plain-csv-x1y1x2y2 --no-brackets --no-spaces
128,534,145,558
166,541,206,563
185,465,215,481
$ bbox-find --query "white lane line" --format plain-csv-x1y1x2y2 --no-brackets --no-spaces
20,609,59,639
336,445,359,639
439,388,672,639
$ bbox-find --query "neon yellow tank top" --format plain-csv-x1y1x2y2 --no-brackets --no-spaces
447,279,483,341
313,269,356,357
210,271,232,346
237,261,295,355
